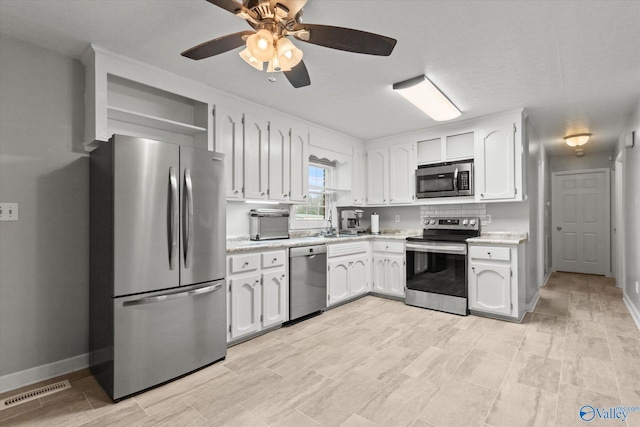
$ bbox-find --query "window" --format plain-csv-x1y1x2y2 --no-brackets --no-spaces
291,163,332,229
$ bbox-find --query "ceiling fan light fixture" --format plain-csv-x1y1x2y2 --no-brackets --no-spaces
266,50,283,72
393,75,461,121
246,29,274,62
239,48,264,70
276,37,303,70
564,133,591,147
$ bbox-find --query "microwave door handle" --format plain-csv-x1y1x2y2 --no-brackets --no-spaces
453,168,459,193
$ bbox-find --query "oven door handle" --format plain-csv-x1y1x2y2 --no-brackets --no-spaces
406,243,467,255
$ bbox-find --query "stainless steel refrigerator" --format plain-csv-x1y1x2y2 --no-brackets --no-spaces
90,134,226,400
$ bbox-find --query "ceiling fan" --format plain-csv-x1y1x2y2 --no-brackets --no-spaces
181,0,397,88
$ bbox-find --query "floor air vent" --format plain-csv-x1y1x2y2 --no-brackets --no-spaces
0,380,71,410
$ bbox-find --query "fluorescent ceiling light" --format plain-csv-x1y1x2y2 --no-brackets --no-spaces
393,75,461,121
564,133,591,147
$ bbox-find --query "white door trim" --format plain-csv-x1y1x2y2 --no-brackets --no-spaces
614,153,625,289
551,168,611,275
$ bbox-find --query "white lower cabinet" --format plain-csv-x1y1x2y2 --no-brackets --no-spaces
468,243,525,321
371,240,406,297
327,242,370,307
227,249,287,342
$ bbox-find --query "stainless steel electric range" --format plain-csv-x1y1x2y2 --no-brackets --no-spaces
405,217,480,316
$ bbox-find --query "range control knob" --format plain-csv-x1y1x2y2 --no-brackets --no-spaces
462,219,469,226
430,219,436,225
469,219,477,226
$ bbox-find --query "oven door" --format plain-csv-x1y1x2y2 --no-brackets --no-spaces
405,242,468,298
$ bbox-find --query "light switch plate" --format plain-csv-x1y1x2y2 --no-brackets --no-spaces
0,203,19,221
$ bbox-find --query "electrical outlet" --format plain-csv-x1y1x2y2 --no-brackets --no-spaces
0,203,19,221
395,215,400,223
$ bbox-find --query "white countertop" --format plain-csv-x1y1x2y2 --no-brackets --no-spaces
467,231,528,245
226,231,421,252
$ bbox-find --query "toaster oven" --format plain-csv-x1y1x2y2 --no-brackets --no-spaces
249,209,290,241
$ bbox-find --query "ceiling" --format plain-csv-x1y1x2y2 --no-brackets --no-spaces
1,0,639,156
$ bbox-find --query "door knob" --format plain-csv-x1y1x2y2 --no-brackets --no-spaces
557,226,562,231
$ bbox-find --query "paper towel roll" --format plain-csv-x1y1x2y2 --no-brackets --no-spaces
371,213,380,234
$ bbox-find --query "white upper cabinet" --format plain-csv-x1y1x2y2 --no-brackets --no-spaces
389,142,416,204
268,120,291,202
476,122,516,201
352,147,366,206
289,124,309,202
366,143,415,205
82,45,212,151
416,132,474,165
243,113,269,200
366,147,389,205
215,106,243,199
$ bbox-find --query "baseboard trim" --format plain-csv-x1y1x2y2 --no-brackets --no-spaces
0,353,89,394
526,290,541,312
623,294,640,331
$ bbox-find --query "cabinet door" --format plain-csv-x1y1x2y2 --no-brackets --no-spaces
215,106,244,199
352,147,366,205
389,142,415,204
349,256,369,296
268,121,290,201
468,262,511,315
262,270,287,327
328,259,350,305
367,148,388,204
387,254,405,296
229,273,261,339
477,124,515,200
372,255,387,293
290,124,309,202
244,113,268,199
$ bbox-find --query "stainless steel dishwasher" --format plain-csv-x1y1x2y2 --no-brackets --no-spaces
289,245,327,322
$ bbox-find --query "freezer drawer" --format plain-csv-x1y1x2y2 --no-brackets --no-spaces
112,280,226,400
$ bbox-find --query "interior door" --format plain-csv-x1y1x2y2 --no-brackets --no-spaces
180,146,226,285
553,169,610,275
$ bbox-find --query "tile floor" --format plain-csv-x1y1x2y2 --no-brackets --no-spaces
1,272,639,426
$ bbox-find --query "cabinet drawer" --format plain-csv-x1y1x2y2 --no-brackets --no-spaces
469,245,510,261
261,250,286,269
327,242,369,258
372,240,405,254
229,253,260,274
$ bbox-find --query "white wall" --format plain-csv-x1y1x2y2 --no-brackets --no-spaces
0,35,89,377
615,97,640,322
550,151,613,172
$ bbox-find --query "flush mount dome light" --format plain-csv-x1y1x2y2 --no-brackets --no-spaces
393,75,461,122
564,133,591,147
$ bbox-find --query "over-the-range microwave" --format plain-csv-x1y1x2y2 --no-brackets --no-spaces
416,160,474,198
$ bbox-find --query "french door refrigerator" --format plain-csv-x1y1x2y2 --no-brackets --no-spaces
90,134,226,400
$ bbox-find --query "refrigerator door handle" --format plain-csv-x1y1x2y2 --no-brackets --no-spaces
183,168,194,269
122,283,223,307
169,167,179,270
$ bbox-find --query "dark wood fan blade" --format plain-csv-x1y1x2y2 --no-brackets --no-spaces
283,60,310,88
181,31,254,60
206,0,247,15
294,24,396,56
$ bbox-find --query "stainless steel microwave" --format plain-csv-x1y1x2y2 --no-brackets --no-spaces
416,161,474,198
